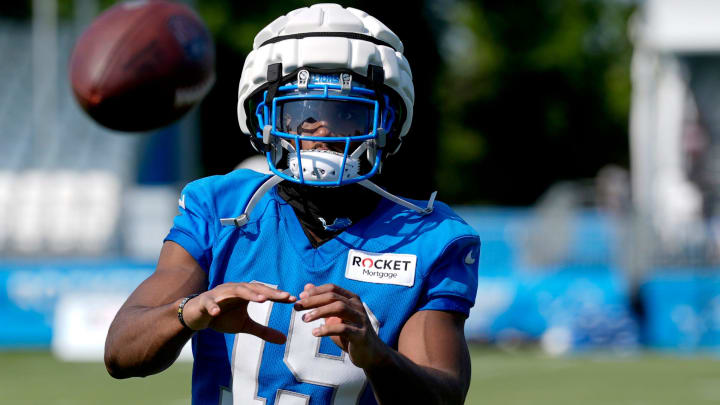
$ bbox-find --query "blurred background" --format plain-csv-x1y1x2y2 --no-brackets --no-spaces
3,0,720,404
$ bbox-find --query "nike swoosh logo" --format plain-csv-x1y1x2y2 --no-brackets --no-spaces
465,250,476,265
179,194,186,209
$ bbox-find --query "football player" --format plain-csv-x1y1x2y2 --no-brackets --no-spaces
104,4,480,405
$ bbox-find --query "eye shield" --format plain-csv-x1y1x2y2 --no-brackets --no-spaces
274,99,375,138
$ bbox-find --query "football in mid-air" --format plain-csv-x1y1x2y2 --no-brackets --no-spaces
70,0,215,132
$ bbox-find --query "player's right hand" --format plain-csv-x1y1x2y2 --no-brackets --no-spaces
181,282,296,344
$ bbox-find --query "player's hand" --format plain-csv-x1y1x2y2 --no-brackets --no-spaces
182,282,296,344
294,283,385,369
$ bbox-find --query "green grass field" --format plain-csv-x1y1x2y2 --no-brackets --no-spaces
1,346,719,404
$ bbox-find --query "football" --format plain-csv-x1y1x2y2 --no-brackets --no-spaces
69,0,215,132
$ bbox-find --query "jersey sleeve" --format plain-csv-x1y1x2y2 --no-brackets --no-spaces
164,180,217,272
416,236,480,317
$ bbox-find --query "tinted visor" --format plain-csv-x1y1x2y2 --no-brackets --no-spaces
275,99,374,137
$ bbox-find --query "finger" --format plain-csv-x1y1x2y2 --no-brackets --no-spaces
312,322,360,338
302,301,364,324
299,283,315,300
215,283,294,304
304,284,357,300
243,319,287,344
213,284,263,307
245,283,297,302
294,291,350,311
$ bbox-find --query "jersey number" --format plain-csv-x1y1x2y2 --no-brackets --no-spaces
225,284,380,405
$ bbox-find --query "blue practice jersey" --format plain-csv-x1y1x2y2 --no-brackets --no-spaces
165,169,480,405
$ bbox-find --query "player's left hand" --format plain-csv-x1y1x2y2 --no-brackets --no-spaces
294,283,385,370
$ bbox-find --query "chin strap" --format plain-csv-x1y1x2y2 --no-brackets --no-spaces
359,180,436,215
220,174,285,227
220,173,436,228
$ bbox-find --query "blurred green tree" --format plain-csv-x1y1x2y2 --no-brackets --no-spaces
433,0,634,204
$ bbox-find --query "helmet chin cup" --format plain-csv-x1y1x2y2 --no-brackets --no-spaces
287,150,360,184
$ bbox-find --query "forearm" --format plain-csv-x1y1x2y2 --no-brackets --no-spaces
365,347,467,405
104,298,193,379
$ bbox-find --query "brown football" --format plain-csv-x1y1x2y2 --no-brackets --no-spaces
70,0,215,132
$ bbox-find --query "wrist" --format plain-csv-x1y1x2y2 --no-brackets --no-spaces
361,336,393,371
177,294,200,331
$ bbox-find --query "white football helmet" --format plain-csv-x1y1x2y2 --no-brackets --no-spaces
237,4,414,180
223,4,434,227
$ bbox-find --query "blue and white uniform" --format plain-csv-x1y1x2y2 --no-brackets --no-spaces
166,169,480,405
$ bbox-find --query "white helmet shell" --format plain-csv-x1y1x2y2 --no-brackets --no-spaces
237,3,414,154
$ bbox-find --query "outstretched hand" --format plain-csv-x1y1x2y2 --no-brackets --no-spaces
182,282,296,344
294,283,385,369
